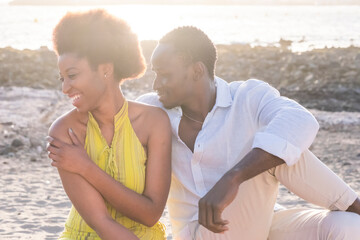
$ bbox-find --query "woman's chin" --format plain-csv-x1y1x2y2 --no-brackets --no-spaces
74,106,88,113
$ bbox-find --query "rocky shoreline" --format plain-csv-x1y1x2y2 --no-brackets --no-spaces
1,41,359,111
1,42,360,239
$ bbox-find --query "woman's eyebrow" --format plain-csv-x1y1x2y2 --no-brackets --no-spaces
65,67,78,73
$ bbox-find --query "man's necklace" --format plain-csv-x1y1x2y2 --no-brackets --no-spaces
182,112,204,124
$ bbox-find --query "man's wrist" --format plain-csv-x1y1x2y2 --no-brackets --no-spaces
225,167,244,186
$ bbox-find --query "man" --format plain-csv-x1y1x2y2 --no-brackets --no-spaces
138,26,360,240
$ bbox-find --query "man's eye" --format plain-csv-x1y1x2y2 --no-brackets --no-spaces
59,76,64,82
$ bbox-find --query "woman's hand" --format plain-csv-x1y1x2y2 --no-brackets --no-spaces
47,128,92,175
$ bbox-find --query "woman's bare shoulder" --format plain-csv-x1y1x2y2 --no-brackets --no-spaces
128,100,169,124
128,100,171,147
48,108,88,143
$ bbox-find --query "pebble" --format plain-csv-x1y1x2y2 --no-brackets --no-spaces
11,139,24,147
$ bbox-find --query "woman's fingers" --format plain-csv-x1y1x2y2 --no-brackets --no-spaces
47,144,60,155
48,152,59,161
46,136,64,148
51,160,59,168
68,128,81,145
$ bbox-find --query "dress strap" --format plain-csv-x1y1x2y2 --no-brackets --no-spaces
114,100,128,131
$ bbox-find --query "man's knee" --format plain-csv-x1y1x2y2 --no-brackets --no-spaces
319,211,360,239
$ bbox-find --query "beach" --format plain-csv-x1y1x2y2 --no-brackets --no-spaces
0,43,359,239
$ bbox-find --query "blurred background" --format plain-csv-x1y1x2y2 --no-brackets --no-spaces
0,1,359,239
1,0,360,51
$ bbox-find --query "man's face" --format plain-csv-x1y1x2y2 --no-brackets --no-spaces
151,43,194,109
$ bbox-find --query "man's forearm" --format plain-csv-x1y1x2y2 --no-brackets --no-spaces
346,198,360,215
227,148,285,185
197,148,286,233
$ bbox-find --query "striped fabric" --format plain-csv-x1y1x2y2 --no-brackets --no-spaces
59,101,166,239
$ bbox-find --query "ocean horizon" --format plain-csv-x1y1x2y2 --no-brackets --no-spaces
0,4,359,52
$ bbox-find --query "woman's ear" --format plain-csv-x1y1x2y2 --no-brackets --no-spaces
98,63,114,80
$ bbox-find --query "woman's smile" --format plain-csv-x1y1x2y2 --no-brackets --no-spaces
71,94,82,107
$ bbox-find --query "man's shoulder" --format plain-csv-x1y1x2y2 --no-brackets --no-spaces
225,78,275,98
136,92,163,108
136,92,181,123
228,78,268,90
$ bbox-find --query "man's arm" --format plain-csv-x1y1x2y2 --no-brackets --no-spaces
198,148,284,233
48,117,138,240
248,80,319,166
199,80,320,233
347,198,360,214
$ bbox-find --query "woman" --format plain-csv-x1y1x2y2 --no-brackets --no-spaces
46,9,171,240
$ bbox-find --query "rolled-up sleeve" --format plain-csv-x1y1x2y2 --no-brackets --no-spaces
248,80,319,165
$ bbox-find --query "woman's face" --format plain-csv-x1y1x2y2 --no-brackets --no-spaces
58,53,106,113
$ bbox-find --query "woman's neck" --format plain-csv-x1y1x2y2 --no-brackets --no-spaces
91,84,125,126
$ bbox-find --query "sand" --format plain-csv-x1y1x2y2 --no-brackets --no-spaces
0,86,359,239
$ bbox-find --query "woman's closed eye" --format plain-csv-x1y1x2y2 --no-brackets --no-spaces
58,73,80,82
68,73,79,79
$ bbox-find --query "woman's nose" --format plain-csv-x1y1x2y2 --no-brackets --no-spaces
62,78,71,94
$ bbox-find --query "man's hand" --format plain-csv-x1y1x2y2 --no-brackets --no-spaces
46,128,92,175
198,172,239,233
198,148,285,234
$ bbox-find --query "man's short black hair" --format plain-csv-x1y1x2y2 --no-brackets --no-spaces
159,26,217,80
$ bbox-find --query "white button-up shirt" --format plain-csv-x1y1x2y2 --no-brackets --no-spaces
137,77,319,238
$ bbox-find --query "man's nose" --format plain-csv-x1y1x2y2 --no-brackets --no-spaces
152,75,162,91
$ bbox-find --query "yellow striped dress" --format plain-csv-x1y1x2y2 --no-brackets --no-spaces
59,101,166,239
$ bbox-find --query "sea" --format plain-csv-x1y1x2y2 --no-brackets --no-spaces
0,4,359,52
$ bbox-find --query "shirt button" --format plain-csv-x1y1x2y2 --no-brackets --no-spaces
198,144,200,148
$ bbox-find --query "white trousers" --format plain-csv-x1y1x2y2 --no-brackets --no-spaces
186,150,360,240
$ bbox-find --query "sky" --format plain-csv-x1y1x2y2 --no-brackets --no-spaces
2,0,360,4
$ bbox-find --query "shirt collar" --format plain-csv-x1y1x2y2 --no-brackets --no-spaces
214,76,233,108
169,76,233,117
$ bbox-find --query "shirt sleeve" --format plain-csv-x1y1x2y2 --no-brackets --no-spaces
246,80,319,166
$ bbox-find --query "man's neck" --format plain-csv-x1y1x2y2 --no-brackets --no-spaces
181,78,217,122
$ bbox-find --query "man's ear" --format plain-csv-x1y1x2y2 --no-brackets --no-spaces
98,63,114,80
193,61,206,81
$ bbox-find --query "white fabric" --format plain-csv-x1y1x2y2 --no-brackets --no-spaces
137,77,322,238
184,150,360,240
269,208,360,240
184,150,358,240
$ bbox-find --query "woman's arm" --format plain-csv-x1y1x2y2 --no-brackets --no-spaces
48,107,172,226
48,117,138,240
